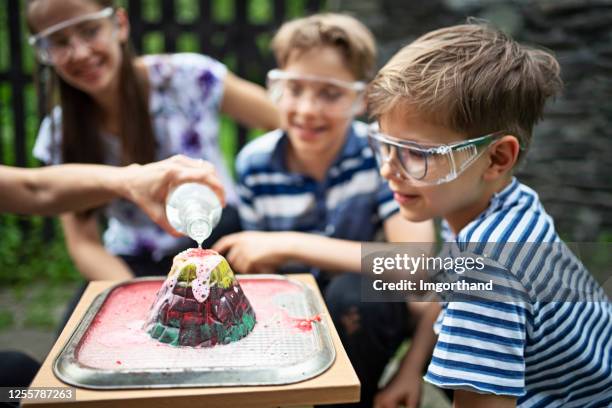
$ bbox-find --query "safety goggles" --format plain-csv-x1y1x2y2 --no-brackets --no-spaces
266,69,366,118
28,7,115,65
368,123,505,185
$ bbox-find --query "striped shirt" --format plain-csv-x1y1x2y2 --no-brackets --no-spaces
424,178,612,407
235,121,399,273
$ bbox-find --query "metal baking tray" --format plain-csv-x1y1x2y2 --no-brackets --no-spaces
53,275,335,389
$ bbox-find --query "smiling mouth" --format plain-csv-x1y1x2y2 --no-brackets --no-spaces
72,59,105,79
393,191,421,205
290,123,328,139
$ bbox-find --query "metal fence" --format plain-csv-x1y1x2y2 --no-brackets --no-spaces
0,0,324,234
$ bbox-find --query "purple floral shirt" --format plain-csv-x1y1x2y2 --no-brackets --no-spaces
33,53,236,260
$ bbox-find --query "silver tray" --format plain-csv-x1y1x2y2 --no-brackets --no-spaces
54,275,335,389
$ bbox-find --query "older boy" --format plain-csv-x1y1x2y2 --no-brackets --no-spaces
214,14,436,407
368,23,611,408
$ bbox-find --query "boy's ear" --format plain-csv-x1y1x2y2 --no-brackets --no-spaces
482,135,520,181
115,8,130,43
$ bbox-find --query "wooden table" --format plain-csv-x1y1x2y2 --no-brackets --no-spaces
25,274,360,408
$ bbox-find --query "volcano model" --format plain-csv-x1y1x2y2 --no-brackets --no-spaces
144,248,256,347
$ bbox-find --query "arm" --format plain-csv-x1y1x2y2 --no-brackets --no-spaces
454,390,516,408
60,213,133,281
0,164,123,215
0,156,224,234
374,302,441,408
383,212,437,282
213,226,435,275
214,208,436,275
373,215,438,408
220,72,280,130
213,231,362,274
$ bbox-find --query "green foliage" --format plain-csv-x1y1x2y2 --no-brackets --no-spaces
0,2,8,71
176,0,199,23
177,33,199,53
0,310,14,331
1,83,16,165
249,0,272,24
0,215,80,286
22,283,76,329
213,0,234,23
142,0,161,22
24,303,56,329
143,31,165,54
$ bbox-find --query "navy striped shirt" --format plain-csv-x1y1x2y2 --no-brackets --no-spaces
424,178,612,407
235,121,399,273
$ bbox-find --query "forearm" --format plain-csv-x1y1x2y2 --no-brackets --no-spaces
61,214,133,281
221,73,280,130
400,302,441,373
0,164,127,215
69,242,134,281
283,232,362,273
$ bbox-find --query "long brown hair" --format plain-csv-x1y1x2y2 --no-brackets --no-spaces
28,0,156,165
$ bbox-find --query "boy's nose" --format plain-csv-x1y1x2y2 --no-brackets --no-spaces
294,93,320,115
379,151,406,182
380,160,396,180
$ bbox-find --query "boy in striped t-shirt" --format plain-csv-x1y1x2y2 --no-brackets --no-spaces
367,23,611,408
213,14,438,408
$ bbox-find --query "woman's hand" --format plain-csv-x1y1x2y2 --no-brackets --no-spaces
120,155,225,235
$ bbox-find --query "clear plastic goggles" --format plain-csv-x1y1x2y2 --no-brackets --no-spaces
28,7,115,65
266,69,366,118
368,123,504,185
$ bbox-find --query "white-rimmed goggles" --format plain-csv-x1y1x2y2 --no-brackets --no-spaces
28,7,115,65
266,69,366,118
368,123,505,185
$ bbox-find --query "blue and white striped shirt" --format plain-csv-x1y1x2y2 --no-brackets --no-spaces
235,121,399,273
424,178,612,407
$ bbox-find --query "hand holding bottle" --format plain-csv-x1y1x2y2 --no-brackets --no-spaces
121,155,225,236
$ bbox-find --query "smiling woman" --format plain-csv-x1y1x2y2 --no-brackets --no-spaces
27,0,156,166
24,0,280,286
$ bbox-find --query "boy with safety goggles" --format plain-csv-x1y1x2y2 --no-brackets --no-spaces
213,13,439,408
368,23,612,407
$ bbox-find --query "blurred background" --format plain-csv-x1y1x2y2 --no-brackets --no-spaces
0,0,610,402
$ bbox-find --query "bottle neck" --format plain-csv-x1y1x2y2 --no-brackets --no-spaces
181,201,213,246
187,218,212,247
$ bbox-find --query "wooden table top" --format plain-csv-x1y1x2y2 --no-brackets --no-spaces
25,274,360,408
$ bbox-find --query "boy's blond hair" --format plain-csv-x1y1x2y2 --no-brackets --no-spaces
271,13,376,81
368,23,563,157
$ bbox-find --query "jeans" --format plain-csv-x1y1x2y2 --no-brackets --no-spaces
323,273,414,408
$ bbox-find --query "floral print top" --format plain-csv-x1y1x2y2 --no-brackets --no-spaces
33,53,237,260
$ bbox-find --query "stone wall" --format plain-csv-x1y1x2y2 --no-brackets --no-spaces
333,0,612,241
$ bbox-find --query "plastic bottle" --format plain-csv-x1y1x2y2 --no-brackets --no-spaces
166,183,222,247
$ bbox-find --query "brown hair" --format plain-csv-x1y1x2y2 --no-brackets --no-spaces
368,22,563,158
271,13,377,81
27,0,156,166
